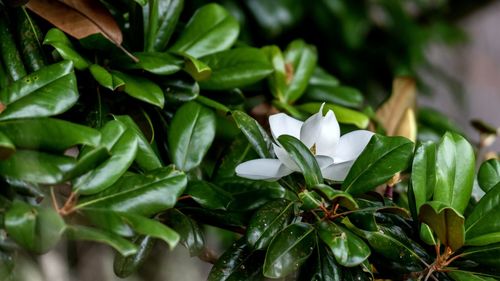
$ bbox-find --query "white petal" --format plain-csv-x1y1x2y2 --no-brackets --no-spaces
315,155,334,169
236,159,293,180
321,161,355,181
333,130,374,162
300,104,340,156
269,113,303,140
273,143,300,171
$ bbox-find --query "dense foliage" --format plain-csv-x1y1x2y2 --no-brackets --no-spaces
0,0,499,280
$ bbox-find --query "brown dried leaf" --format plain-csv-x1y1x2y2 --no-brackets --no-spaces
376,77,416,138
26,0,122,44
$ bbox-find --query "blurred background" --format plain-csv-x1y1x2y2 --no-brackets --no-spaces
10,0,500,280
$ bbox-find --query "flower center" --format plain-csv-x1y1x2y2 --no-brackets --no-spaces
310,143,317,155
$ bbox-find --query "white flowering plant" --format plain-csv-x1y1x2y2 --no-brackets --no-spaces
0,1,499,281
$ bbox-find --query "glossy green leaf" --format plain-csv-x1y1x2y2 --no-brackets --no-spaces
114,236,155,278
477,159,500,193
199,48,273,90
168,101,216,171
465,182,500,246
411,142,436,213
114,115,162,171
317,221,370,267
181,207,249,229
186,180,232,210
299,190,323,211
43,28,89,70
5,200,65,254
282,39,317,103
354,225,427,272
89,64,124,91
208,238,264,281
119,52,182,75
170,3,239,58
82,208,133,237
120,213,179,250
263,222,315,278
434,132,475,214
73,120,138,195
144,0,184,51
0,118,101,152
419,201,464,251
77,166,187,217
64,146,110,180
231,110,272,158
163,209,205,256
461,242,500,267
298,244,342,281
308,66,340,88
263,45,287,102
225,179,287,212
0,150,75,184
66,225,137,257
181,53,212,81
342,135,413,196
305,85,364,109
247,199,294,250
448,271,498,281
297,102,369,129
277,135,323,187
0,132,15,160
312,184,358,210
111,71,164,108
0,60,77,121
244,0,302,38
163,75,200,102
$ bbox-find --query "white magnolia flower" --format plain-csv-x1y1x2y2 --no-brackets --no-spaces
235,104,374,181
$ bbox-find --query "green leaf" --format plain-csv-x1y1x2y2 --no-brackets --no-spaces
277,135,323,187
66,225,137,257
312,185,358,210
419,201,464,251
461,242,500,268
64,146,110,180
477,159,500,193
89,64,124,91
114,115,162,171
0,118,101,152
43,28,89,70
246,199,294,250
297,102,370,129
263,222,315,278
299,190,323,211
186,180,232,210
163,75,200,102
73,120,138,195
170,3,239,58
111,71,164,108
120,213,179,250
119,52,182,75
303,67,363,108
262,45,287,102
199,48,273,90
208,238,264,281
182,54,212,81
281,39,317,103
231,110,272,158
411,142,436,213
465,182,500,246
77,166,187,217
163,209,205,256
317,221,370,267
0,150,75,184
298,244,342,281
354,225,428,272
434,132,475,214
168,101,216,171
114,236,155,278
82,208,133,237
5,200,65,254
144,0,184,51
0,60,78,121
342,135,413,196
0,131,15,160
448,271,498,281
